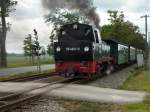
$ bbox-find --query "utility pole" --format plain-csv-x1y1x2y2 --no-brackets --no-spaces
141,15,150,83
141,15,150,42
141,15,150,62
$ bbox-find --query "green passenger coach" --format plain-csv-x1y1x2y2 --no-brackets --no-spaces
118,44,129,64
103,39,130,65
130,46,136,62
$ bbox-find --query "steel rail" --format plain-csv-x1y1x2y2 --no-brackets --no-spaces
0,77,81,112
1,72,57,82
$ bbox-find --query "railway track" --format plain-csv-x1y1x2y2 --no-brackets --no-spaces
0,76,83,112
2,72,58,82
0,64,135,112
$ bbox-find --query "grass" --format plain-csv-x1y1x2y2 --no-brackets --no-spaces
119,70,150,112
56,99,123,112
120,70,149,91
55,67,150,112
0,69,54,81
6,55,54,68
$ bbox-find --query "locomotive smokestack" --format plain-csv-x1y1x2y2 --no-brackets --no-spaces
41,0,100,29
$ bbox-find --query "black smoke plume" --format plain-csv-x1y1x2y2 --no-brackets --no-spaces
42,0,100,28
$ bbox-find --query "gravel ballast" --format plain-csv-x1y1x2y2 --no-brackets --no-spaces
88,65,136,88
12,97,66,112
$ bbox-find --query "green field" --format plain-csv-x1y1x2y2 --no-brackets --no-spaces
6,54,54,68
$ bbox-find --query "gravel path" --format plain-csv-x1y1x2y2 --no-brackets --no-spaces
0,64,54,76
88,65,136,89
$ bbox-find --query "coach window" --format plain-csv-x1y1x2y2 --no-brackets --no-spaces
94,30,99,43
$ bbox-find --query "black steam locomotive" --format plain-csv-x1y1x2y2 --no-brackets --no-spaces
54,23,142,78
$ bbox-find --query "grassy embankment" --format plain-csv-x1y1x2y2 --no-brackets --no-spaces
57,67,150,112
0,69,54,81
119,69,150,112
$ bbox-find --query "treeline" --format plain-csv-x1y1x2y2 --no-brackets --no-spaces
101,10,146,50
23,29,46,65
23,29,54,65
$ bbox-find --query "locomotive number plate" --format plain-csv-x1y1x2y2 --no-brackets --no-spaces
66,47,80,51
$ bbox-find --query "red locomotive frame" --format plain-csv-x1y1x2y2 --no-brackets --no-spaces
55,57,114,78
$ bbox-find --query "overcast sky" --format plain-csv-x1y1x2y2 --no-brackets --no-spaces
6,0,150,53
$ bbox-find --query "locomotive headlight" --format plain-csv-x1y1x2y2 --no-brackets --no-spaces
56,46,61,52
62,31,66,35
84,46,89,52
73,24,78,29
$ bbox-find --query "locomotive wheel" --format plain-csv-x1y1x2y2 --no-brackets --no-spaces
105,65,114,75
110,65,114,72
85,73,92,80
96,65,102,76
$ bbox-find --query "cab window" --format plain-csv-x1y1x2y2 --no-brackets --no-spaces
94,30,99,43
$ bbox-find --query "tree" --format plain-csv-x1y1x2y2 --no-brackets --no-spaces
23,29,43,67
107,10,124,24
47,44,53,56
41,46,46,60
33,29,42,71
47,29,55,56
0,0,17,67
101,10,146,50
32,29,41,56
41,46,46,56
23,34,34,63
46,9,88,55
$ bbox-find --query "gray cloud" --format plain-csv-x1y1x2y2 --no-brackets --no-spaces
10,0,45,20
125,0,150,13
7,18,50,53
6,0,50,53
94,0,126,11
94,0,150,13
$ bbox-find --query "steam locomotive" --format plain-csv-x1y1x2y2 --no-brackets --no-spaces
54,23,142,78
